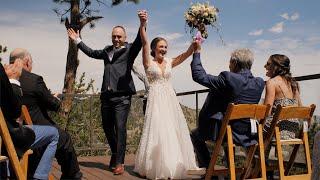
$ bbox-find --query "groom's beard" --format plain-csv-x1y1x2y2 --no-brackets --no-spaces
113,42,125,49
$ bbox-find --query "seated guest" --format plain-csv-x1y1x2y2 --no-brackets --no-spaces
190,42,265,168
263,54,302,140
0,59,59,180
9,48,82,179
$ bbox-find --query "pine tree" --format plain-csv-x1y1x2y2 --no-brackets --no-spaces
53,0,139,115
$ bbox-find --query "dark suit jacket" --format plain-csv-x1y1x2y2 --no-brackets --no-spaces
19,70,60,126
78,29,142,95
191,53,265,147
0,63,35,156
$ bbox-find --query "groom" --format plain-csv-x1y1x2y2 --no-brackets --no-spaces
67,11,147,175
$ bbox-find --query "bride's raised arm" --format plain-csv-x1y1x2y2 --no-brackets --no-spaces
171,41,196,68
138,10,150,69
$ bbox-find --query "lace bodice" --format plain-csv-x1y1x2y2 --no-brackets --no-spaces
145,58,172,85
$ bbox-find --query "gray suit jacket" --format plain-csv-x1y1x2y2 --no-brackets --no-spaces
78,29,142,95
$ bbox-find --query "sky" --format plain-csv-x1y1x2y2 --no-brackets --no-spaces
0,0,319,114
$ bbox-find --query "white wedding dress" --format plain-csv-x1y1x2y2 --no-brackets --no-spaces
134,58,199,179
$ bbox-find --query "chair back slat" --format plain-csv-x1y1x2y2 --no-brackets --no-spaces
274,104,316,122
20,105,33,125
227,104,270,122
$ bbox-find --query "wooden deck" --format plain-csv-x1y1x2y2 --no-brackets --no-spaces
51,154,145,180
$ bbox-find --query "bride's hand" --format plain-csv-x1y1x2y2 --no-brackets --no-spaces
194,40,201,53
138,10,148,27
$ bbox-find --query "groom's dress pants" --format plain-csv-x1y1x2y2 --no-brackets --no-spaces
100,92,132,165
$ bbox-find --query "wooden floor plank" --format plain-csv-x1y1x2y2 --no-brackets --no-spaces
51,154,204,179
51,154,145,180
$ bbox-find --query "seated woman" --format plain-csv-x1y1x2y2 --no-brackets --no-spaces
263,54,302,140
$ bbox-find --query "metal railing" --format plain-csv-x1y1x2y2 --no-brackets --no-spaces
55,73,320,155
176,73,320,122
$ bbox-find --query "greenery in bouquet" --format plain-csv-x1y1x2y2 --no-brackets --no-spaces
184,2,219,39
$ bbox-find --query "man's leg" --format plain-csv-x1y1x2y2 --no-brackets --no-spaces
55,127,82,179
113,95,131,174
100,97,117,169
29,125,59,180
190,128,211,168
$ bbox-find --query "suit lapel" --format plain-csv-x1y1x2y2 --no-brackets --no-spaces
112,48,127,62
111,43,128,62
105,46,113,62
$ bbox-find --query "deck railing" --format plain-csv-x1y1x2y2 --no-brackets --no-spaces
53,73,320,155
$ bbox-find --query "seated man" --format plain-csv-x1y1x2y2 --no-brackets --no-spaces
0,59,59,180
190,42,265,168
9,48,82,179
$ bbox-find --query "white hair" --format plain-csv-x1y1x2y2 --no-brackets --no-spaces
230,48,254,70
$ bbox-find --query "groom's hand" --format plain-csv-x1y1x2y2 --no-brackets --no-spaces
67,28,80,41
138,10,148,27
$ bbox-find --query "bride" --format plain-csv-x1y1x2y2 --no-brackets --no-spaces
134,10,200,179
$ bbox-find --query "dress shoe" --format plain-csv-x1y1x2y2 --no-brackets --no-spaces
113,164,124,175
109,154,116,170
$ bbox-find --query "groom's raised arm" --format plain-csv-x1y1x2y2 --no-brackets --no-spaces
191,52,227,91
67,28,107,60
129,11,147,63
128,28,142,63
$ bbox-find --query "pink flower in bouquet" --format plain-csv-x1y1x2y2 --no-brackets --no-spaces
195,31,205,44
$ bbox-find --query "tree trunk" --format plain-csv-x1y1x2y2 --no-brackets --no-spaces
61,0,80,117
61,40,79,114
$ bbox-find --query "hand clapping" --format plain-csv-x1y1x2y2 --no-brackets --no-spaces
4,59,23,80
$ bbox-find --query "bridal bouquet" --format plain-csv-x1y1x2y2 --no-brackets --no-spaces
184,2,219,39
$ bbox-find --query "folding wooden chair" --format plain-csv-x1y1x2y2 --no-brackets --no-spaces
0,107,27,180
272,104,315,179
19,105,34,176
20,105,55,180
205,103,271,180
0,119,9,173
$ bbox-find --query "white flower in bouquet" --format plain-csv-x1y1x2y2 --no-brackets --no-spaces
184,1,219,39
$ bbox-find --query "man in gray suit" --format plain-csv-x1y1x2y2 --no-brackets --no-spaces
190,42,265,168
67,11,147,175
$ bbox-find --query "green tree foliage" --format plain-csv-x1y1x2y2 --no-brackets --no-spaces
74,72,98,94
